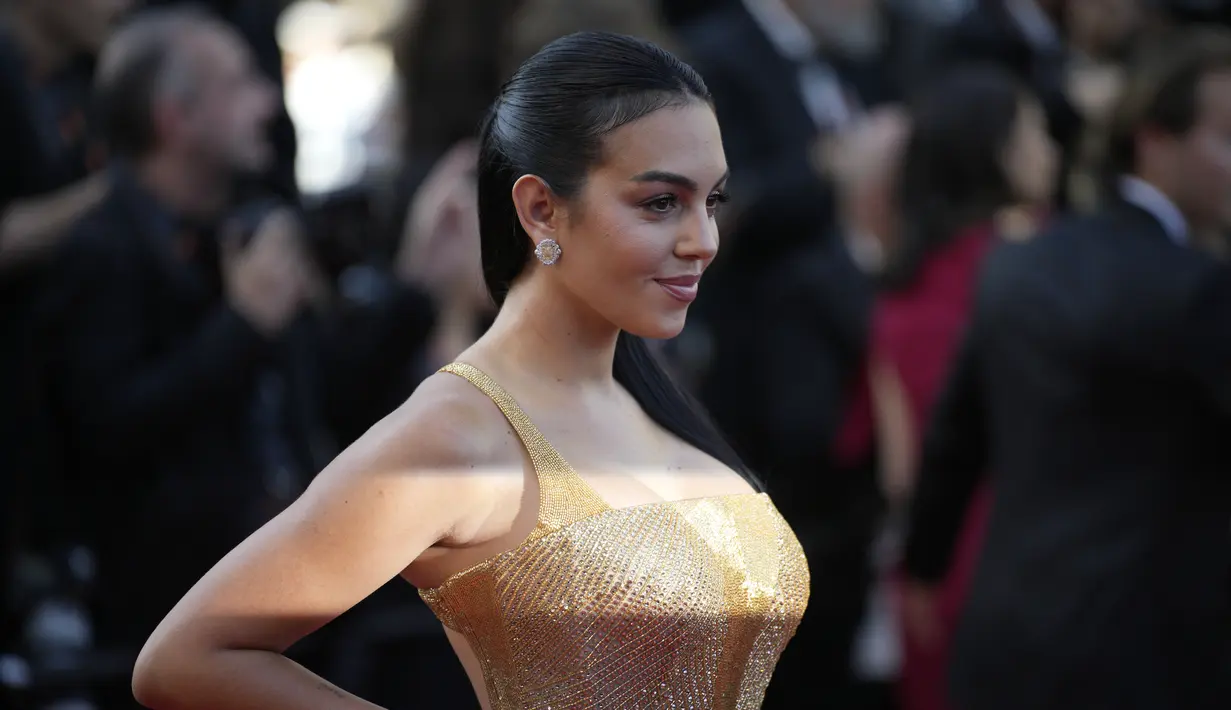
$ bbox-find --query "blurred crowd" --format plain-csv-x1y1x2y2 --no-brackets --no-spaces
1,0,1229,708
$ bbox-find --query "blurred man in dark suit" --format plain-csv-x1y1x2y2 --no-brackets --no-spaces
43,5,307,653
35,8,436,704
903,27,1231,710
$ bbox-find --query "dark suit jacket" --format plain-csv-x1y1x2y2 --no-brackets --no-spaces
903,201,1231,710
679,3,830,273
700,235,871,504
680,3,906,268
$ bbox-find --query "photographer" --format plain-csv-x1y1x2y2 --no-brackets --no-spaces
35,8,437,704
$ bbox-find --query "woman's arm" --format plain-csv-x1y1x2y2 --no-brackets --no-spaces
132,375,512,709
869,355,918,509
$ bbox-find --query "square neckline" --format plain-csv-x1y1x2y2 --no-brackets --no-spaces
419,491,768,593
418,362,763,593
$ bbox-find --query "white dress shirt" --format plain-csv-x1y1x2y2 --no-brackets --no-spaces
1119,175,1189,246
742,0,857,131
1004,0,1062,51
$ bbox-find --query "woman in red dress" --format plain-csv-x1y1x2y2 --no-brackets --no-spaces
869,65,1058,710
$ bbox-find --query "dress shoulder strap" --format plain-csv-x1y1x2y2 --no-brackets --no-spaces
438,362,610,541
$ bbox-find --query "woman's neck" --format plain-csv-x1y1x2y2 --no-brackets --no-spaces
478,277,619,386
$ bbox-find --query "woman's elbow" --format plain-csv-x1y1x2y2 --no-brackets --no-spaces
131,637,191,709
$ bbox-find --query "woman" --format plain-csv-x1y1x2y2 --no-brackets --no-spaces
867,66,1057,710
131,32,810,710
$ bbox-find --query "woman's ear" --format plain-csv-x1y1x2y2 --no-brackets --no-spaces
511,174,562,249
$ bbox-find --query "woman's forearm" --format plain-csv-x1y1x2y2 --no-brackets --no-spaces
134,648,387,710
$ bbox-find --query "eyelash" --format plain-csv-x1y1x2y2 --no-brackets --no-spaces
643,191,731,217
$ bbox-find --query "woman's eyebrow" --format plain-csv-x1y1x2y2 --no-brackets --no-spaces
630,169,731,192
630,170,697,191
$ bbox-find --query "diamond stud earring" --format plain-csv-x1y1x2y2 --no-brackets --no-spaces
535,238,562,265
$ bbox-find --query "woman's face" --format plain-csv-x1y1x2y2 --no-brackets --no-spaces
542,102,729,339
1002,98,1059,207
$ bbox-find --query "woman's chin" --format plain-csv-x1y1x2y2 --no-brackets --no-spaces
624,312,689,341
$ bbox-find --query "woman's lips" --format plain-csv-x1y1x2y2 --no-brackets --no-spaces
655,274,701,303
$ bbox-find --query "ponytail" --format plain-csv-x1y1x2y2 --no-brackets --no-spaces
613,332,760,489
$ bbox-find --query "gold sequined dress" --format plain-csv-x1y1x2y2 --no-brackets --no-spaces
418,363,810,709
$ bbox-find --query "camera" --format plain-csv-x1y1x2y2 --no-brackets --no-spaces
228,185,379,283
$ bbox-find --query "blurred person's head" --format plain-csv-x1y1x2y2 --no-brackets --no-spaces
501,0,677,80
396,0,523,169
885,64,1058,287
1064,0,1145,59
830,106,910,273
95,7,277,194
783,0,886,59
10,0,133,59
479,31,727,340
1104,27,1231,233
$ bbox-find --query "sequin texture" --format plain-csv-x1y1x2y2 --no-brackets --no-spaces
419,363,810,709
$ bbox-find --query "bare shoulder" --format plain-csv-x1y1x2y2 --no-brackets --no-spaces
315,369,525,542
131,373,529,695
364,371,514,462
